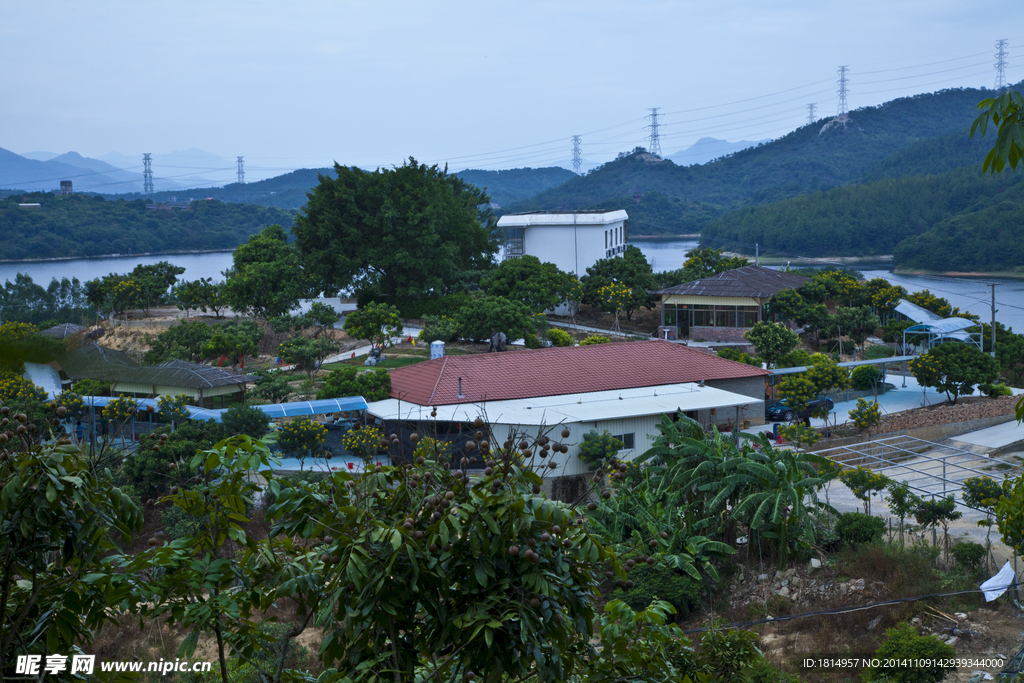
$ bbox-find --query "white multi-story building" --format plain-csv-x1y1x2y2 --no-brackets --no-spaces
495,209,629,276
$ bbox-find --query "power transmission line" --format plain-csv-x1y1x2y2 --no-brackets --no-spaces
236,156,245,184
806,103,817,125
646,108,662,157
571,135,582,175
142,153,153,196
995,39,1009,90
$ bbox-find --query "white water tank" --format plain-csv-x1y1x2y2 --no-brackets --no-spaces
431,341,445,360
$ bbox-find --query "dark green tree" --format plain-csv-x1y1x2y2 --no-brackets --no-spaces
293,159,497,299
454,295,535,343
343,302,403,350
144,320,214,364
910,343,999,404
317,366,392,402
744,321,799,368
250,369,293,404
480,255,573,314
581,245,656,320
278,335,339,376
223,225,307,320
174,277,228,318
836,305,880,353
130,261,186,315
221,404,271,439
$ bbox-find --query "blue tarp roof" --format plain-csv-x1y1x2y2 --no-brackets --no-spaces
80,396,367,423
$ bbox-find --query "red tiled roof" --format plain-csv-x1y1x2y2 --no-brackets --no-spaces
387,339,770,406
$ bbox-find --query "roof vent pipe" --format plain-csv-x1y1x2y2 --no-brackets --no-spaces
458,377,464,398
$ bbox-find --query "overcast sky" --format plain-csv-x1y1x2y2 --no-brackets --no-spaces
3,0,1021,180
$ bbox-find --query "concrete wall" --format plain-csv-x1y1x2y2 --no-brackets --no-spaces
705,376,768,426
523,219,625,276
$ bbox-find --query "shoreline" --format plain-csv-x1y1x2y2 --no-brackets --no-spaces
0,248,235,265
893,267,1024,280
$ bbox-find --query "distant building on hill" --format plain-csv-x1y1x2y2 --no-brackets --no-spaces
59,181,73,195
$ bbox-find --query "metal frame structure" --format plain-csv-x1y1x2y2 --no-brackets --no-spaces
902,319,982,355
815,435,1018,513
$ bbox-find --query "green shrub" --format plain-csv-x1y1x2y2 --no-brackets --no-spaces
607,563,703,618
576,430,623,469
865,345,896,359
546,327,573,347
524,332,543,349
579,335,611,346
221,404,271,439
417,315,460,343
776,349,812,368
978,381,1012,397
851,364,882,390
318,366,391,402
950,541,987,575
749,660,803,683
835,512,886,546
717,347,761,366
863,623,956,683
356,291,471,319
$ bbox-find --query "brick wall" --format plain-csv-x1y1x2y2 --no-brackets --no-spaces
690,326,750,343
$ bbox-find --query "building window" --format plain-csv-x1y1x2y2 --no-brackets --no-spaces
502,227,524,261
715,306,736,328
605,230,608,248
663,304,677,326
613,433,635,450
692,304,712,327
739,305,759,328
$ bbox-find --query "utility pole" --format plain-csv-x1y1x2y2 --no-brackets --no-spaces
142,153,154,196
646,108,662,157
571,135,582,175
991,283,997,357
836,66,850,118
755,243,759,266
236,156,245,184
994,39,1009,91
806,103,817,125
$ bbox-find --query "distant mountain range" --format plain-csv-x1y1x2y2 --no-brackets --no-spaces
1,148,248,193
666,137,769,166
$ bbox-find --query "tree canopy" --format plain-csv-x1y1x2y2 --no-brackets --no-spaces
293,159,498,299
223,224,308,319
481,255,573,314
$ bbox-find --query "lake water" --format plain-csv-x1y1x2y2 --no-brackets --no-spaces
2,242,1022,331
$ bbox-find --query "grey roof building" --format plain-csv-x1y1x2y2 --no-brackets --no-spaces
654,266,809,342
60,343,251,408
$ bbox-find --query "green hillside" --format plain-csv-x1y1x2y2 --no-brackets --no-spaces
455,167,575,207
98,168,330,210
699,163,1023,265
504,86,1000,234
0,193,295,260
98,166,576,212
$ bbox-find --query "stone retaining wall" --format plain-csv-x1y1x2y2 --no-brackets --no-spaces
810,413,1018,453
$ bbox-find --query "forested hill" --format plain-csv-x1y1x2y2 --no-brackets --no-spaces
503,86,999,234
98,166,576,212
699,163,1023,269
454,167,576,207
98,168,331,210
0,193,295,260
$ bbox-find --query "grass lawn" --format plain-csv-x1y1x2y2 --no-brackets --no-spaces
320,346,473,371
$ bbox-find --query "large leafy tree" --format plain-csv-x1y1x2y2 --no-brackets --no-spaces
144,320,214,364
277,335,339,377
836,305,880,353
480,255,573,314
174,277,228,319
131,261,186,315
910,342,999,403
744,321,799,368
223,225,308,320
343,302,403,350
581,246,656,321
294,159,498,299
454,295,535,343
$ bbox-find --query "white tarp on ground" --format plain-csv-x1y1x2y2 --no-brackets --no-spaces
23,362,62,399
980,561,1018,601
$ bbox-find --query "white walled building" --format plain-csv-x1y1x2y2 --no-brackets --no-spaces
496,210,629,276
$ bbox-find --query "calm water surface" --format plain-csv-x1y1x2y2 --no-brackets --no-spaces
2,243,1021,331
